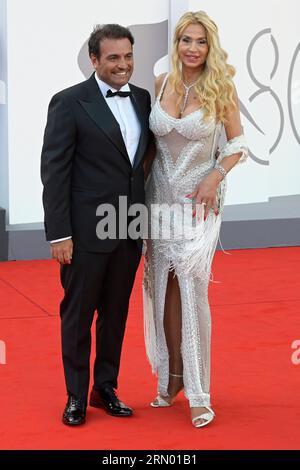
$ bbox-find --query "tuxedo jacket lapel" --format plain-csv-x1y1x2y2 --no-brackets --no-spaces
129,86,149,171
78,75,130,165
78,75,149,170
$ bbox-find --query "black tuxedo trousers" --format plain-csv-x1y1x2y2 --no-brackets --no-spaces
60,239,141,398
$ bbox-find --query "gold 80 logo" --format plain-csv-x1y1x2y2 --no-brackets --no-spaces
245,29,300,165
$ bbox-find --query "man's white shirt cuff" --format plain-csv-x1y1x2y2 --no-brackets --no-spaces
50,236,72,244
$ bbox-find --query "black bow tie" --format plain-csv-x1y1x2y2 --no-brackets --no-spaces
106,89,131,98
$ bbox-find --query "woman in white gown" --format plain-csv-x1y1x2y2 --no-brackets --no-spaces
143,10,248,427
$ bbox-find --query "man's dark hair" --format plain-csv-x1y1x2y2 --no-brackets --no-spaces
88,24,134,58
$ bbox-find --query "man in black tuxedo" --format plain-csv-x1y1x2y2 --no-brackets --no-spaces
41,24,151,425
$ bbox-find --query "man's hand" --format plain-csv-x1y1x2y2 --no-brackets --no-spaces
51,239,73,265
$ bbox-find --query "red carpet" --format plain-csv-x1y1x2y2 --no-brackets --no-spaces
0,247,299,450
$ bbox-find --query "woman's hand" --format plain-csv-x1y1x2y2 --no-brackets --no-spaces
186,170,222,220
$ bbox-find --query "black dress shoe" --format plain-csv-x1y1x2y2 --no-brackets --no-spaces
62,394,87,426
89,386,133,417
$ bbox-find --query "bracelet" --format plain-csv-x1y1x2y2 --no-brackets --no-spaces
214,164,227,180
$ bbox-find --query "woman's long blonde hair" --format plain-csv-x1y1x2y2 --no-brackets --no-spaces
169,11,236,122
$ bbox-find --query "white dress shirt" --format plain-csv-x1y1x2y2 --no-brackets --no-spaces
51,73,141,244
94,73,141,164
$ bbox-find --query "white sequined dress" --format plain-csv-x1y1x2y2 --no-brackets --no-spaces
143,75,248,407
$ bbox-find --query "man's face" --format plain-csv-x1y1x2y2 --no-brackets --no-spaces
91,38,134,90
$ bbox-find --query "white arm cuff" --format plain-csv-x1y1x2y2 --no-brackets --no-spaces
217,134,248,165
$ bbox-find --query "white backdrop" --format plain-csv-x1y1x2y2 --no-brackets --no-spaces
3,0,300,224
5,0,168,224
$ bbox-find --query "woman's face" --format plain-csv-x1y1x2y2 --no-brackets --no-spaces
177,23,209,72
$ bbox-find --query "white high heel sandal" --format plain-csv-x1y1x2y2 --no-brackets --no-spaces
191,406,215,428
150,395,172,408
150,373,183,408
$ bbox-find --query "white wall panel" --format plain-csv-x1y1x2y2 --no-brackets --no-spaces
5,0,168,224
